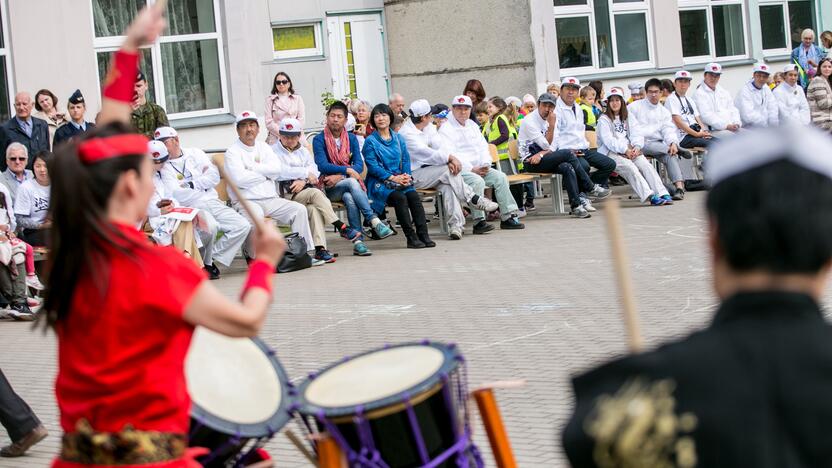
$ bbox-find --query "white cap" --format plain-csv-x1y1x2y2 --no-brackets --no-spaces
409,99,432,118
704,62,723,74
154,126,177,140
753,63,771,75
148,140,169,160
345,113,356,132
505,96,522,107
522,94,536,105
628,82,644,92
279,118,302,136
235,110,258,124
561,77,581,88
783,63,799,73
674,70,693,80
451,95,472,107
607,87,626,100
707,126,832,187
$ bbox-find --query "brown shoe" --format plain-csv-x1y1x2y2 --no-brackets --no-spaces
0,425,48,457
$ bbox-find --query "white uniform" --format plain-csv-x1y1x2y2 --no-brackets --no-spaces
693,83,742,133
146,169,193,247
735,80,779,128
664,92,702,141
628,99,684,184
271,141,319,183
596,115,669,202
773,82,811,126
164,147,251,267
224,138,313,253
554,98,589,150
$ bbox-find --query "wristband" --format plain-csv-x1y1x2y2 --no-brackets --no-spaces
241,260,273,299
102,50,140,104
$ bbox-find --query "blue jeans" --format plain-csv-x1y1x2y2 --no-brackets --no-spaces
325,177,377,229
573,149,616,187
525,150,594,209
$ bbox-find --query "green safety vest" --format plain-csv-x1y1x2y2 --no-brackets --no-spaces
482,114,518,159
579,103,596,128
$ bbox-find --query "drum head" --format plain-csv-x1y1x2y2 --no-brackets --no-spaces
186,327,291,438
297,342,460,418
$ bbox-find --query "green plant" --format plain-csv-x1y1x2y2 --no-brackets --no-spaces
320,91,352,110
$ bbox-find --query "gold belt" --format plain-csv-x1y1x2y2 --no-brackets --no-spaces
60,419,186,466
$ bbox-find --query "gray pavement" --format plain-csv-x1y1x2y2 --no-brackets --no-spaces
0,189,793,467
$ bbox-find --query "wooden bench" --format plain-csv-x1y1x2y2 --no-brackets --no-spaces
506,140,567,215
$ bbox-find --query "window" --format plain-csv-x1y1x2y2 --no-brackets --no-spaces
678,1,747,62
554,0,653,72
758,0,816,53
92,0,229,119
272,23,324,60
0,0,12,122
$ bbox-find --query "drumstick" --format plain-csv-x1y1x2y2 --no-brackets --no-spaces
215,164,268,235
285,429,317,466
603,199,644,353
470,380,527,393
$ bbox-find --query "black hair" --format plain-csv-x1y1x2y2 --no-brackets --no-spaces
43,122,147,328
644,78,662,92
588,80,604,98
660,79,674,93
270,72,295,95
327,101,349,117
33,150,51,167
370,103,396,130
706,160,832,274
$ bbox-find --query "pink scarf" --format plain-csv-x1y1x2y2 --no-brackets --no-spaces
323,126,365,190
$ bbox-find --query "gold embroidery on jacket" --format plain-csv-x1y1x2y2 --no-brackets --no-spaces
60,419,186,465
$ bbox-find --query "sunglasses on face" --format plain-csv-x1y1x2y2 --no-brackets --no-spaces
275,80,290,85
8,157,25,162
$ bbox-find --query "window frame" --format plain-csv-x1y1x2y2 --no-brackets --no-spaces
271,20,325,61
678,0,748,65
0,0,13,121
554,0,655,75
90,0,230,120
757,0,816,56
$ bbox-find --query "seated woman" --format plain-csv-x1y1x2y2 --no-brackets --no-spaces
363,104,435,249
0,181,43,291
596,87,672,206
14,151,52,247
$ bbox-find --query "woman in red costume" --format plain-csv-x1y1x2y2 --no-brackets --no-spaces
44,5,285,467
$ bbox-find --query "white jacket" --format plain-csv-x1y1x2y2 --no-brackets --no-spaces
554,98,588,150
271,141,319,182
399,120,451,168
773,82,811,126
163,147,220,208
438,117,491,172
517,109,556,160
596,115,632,156
693,83,742,131
223,139,281,201
735,80,779,128
147,169,181,218
628,99,679,149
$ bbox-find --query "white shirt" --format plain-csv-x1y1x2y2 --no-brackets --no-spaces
554,98,588,150
271,141,319,181
163,147,221,208
773,82,811,126
223,139,282,201
14,179,50,224
0,182,16,232
596,115,632,156
517,109,556,160
438,116,491,172
665,92,702,141
735,80,779,128
693,82,742,131
147,169,181,218
628,98,679,149
399,120,452,168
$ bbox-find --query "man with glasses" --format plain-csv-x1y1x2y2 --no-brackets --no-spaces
1,92,49,171
0,143,33,205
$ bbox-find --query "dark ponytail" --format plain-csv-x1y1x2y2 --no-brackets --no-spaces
43,123,146,329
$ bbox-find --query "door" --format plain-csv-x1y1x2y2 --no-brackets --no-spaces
327,14,389,105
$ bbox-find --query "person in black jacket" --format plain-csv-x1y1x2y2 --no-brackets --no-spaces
53,90,95,148
562,126,832,468
1,93,48,171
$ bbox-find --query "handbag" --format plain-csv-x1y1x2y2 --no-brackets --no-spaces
276,232,312,273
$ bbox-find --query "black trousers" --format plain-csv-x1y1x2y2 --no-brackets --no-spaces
387,190,427,235
19,228,48,248
524,150,595,209
680,134,716,148
0,369,40,442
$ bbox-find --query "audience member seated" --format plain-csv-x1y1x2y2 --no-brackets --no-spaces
520,94,536,119
627,83,644,103
474,101,490,129
313,101,392,254
53,90,95,147
807,58,832,132
693,63,743,137
33,89,67,147
546,82,561,98
597,87,672,206
271,118,366,262
224,111,316,261
350,99,374,139
518,93,610,218
155,126,251,279
440,96,524,232
792,28,825,89
131,70,168,139
0,230,35,320
665,70,715,149
399,99,497,239
362,104,435,249
389,93,408,120
14,151,51,247
629,78,692,201
0,181,43,292
2,93,49,171
659,79,674,104
578,86,599,130
774,64,811,126
1,143,32,204
735,63,779,128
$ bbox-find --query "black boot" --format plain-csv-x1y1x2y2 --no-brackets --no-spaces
416,225,436,248
403,224,426,249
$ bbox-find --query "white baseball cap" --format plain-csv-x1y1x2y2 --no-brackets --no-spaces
628,82,644,92
753,63,771,75
235,110,258,124
154,126,177,140
148,140,169,161
607,87,626,100
279,118,302,136
409,99,432,118
561,77,581,88
783,64,799,73
704,62,723,74
451,95,473,107
674,70,693,81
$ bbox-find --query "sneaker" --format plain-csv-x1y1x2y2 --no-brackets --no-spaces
8,303,35,321
449,227,463,240
672,188,685,201
516,209,527,218
649,195,667,206
587,185,612,200
472,220,495,235
25,275,44,290
202,264,220,280
339,226,363,242
353,241,372,256
500,215,525,230
468,195,499,213
373,222,394,239
580,196,596,212
570,206,591,218
524,199,536,212
310,256,326,267
314,249,336,263
0,424,48,457
661,194,675,205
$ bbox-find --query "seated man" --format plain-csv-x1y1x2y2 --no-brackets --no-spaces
438,95,523,232
693,62,743,138
223,111,316,262
1,143,33,205
155,126,251,279
399,99,498,240
271,118,365,262
665,70,715,149
629,78,692,201
773,64,811,126
313,101,392,254
735,63,779,128
518,93,610,218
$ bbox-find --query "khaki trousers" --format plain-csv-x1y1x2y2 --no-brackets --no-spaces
284,187,339,248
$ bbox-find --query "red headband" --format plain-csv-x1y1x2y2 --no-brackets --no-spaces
78,134,149,164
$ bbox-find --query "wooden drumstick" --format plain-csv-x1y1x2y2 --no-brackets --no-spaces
285,429,317,466
215,164,268,235
604,199,644,353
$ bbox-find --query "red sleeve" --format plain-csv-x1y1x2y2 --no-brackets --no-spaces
145,247,207,319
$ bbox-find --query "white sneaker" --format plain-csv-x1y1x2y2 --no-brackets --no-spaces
580,197,596,212
516,209,527,218
449,227,463,240
310,256,326,267
468,195,499,213
571,206,591,218
587,185,612,200
26,275,44,291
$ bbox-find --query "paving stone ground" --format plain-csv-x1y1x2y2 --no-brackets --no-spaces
2,189,821,467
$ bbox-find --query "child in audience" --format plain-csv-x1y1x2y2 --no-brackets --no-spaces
579,86,600,130
475,101,490,129
771,72,785,89
660,79,675,104
547,82,561,98
520,94,536,118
